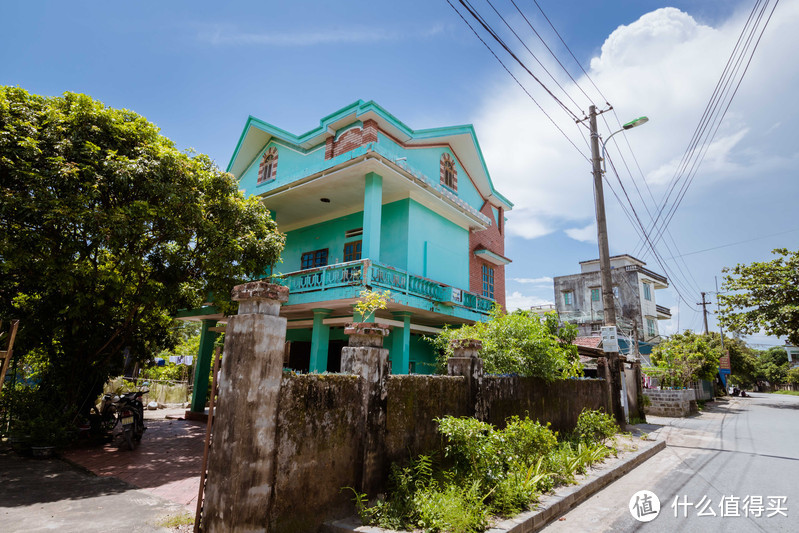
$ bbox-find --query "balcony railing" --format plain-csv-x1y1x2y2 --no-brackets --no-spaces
273,259,493,315
656,304,672,318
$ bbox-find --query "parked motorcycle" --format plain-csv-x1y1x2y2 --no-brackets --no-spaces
116,389,148,450
89,387,148,449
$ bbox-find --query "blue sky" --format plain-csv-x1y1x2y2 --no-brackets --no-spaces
2,1,796,347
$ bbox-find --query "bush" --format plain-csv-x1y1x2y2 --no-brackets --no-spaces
574,409,618,445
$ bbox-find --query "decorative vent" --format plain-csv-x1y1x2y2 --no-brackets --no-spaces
345,228,363,238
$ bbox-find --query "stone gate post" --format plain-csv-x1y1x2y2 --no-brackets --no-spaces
447,339,484,419
341,323,390,496
202,281,288,533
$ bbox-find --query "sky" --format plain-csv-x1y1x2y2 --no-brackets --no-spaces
2,1,796,347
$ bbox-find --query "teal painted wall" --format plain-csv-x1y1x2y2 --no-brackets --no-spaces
375,133,484,212
407,200,469,289
379,200,410,270
280,212,364,273
238,140,327,196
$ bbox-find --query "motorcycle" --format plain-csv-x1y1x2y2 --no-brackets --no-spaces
116,388,148,450
89,387,148,449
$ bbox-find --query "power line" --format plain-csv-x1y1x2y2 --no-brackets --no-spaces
445,0,590,161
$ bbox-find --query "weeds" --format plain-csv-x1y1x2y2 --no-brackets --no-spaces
349,410,619,531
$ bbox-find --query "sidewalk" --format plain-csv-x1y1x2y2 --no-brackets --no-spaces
61,406,206,511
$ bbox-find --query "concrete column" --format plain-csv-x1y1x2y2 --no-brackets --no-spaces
362,172,382,261
189,319,218,414
341,323,390,496
391,312,412,375
309,308,332,372
447,339,484,420
202,281,289,533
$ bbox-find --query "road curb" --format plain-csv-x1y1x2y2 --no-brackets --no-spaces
323,437,666,533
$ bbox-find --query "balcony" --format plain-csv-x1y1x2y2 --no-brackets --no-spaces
656,304,672,319
273,259,494,317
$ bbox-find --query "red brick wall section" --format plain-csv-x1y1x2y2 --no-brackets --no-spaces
469,202,506,310
324,120,379,160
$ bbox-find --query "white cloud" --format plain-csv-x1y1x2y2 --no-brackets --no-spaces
476,4,799,244
506,291,553,312
510,276,553,284
564,222,597,244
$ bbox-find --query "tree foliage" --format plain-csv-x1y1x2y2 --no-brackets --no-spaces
718,248,799,346
704,332,758,387
429,309,582,380
644,331,720,388
0,87,284,415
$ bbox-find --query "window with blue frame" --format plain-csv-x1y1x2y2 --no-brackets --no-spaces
482,264,494,299
591,288,600,302
563,291,573,305
647,318,656,337
301,248,328,270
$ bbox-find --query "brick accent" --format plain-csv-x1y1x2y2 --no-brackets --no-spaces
469,202,506,310
324,121,378,160
362,119,378,144
257,146,278,184
439,153,457,191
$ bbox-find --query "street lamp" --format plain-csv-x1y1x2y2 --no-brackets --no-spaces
601,116,649,173
587,105,649,425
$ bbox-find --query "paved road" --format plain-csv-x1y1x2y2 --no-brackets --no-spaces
542,393,799,532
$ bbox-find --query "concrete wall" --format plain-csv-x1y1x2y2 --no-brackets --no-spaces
271,374,363,533
643,389,697,417
481,376,609,434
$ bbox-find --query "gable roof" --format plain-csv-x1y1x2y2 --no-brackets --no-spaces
227,99,512,210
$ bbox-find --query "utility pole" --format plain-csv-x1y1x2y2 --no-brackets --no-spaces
588,104,625,426
698,292,711,335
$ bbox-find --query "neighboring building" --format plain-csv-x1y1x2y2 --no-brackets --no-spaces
553,255,671,343
182,100,512,377
786,345,799,368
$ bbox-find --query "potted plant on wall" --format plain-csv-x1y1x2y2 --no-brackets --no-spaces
345,289,391,348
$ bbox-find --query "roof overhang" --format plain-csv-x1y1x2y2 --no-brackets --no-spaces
474,248,511,266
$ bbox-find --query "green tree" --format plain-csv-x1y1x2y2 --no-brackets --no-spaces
704,332,758,387
429,309,582,380
718,248,799,346
754,347,789,385
0,87,284,416
644,331,720,388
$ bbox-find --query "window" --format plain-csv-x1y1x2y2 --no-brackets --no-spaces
301,248,328,270
563,291,573,305
647,318,656,337
642,282,652,301
482,264,494,299
343,240,362,262
612,286,619,299
591,288,600,302
440,153,457,191
257,146,278,184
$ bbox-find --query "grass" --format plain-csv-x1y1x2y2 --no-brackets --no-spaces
774,390,799,396
157,512,194,528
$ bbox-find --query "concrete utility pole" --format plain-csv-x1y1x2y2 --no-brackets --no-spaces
588,104,625,426
698,291,711,335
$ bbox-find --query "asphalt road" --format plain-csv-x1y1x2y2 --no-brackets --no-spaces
542,393,799,533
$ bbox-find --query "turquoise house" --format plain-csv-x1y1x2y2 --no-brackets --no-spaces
181,101,512,412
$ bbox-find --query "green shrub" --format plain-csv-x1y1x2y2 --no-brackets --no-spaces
414,482,488,533
575,408,618,444
500,416,558,466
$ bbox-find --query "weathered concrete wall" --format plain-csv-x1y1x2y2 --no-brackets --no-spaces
481,377,610,434
643,388,697,417
385,375,469,465
270,374,363,533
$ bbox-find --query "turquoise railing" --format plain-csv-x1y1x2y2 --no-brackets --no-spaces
274,260,491,315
